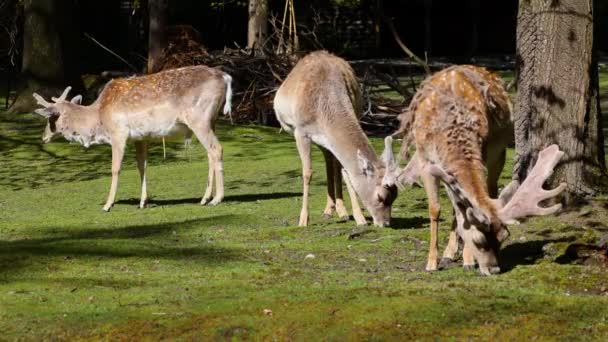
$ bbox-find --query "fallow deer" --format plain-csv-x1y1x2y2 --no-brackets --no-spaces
273,50,400,227
392,65,566,275
33,65,232,211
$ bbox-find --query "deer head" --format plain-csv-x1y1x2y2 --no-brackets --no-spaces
425,144,566,275
32,86,85,144
353,136,400,226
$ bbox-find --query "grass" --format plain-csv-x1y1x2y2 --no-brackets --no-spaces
1,110,607,341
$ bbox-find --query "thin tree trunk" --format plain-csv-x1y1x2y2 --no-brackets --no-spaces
514,0,606,202
247,0,268,50
467,0,479,59
8,0,83,114
147,0,168,73
424,0,432,56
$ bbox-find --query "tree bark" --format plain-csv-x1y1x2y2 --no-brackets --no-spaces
247,0,268,50
147,0,168,73
514,0,606,202
7,0,83,114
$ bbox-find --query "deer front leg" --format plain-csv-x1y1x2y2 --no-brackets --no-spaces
342,169,367,226
440,228,460,269
103,140,126,212
135,141,148,209
295,132,312,226
421,171,440,271
462,243,476,271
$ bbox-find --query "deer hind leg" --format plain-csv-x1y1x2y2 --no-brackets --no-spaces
201,150,215,205
135,141,149,209
103,139,126,212
321,148,336,219
342,169,367,226
295,131,312,226
193,124,224,206
332,158,349,221
421,171,441,271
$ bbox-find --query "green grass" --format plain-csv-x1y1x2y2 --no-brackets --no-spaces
1,112,607,340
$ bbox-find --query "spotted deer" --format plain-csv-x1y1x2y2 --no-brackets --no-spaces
274,51,400,227
33,65,233,211
392,65,566,275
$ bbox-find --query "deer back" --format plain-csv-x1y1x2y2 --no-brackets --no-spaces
99,66,227,114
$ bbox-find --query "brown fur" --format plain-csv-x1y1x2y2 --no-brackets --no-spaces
33,65,232,211
396,65,514,275
274,51,399,227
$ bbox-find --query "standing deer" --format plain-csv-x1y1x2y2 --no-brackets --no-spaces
33,65,232,211
392,65,566,275
273,51,400,227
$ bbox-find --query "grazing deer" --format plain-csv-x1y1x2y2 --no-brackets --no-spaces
33,65,232,211
392,65,565,275
273,51,400,227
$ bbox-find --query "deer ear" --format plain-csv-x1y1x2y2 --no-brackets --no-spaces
381,136,398,186
357,150,375,177
34,107,59,118
70,95,82,104
497,227,510,243
466,207,491,231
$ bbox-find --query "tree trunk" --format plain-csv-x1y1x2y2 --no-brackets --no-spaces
514,0,606,202
147,0,168,73
7,0,83,114
247,0,269,50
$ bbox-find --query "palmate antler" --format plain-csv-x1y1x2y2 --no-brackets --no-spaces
497,144,566,224
410,144,566,227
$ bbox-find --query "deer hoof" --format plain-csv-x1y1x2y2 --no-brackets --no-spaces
200,197,211,205
207,198,222,206
463,264,476,272
479,266,501,276
425,260,438,272
438,257,455,270
102,205,112,212
338,215,350,222
321,213,332,220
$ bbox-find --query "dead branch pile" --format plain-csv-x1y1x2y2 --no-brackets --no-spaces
157,25,414,134
158,26,295,125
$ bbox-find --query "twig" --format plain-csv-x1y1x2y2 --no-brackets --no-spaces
384,19,431,75
84,32,138,72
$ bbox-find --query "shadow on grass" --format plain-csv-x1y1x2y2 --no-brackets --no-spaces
390,216,428,230
0,215,246,279
115,192,301,206
499,236,578,272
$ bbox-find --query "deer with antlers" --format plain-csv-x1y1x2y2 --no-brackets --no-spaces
392,65,566,275
274,51,400,227
33,65,232,211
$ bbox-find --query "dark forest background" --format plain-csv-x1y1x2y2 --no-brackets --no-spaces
2,0,608,75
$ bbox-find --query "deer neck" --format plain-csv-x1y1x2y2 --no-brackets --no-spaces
324,125,381,197
63,103,108,147
451,161,498,219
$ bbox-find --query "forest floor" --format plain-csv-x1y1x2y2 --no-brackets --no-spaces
0,69,607,340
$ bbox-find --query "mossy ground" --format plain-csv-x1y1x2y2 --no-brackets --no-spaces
1,110,607,341
2,66,608,340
